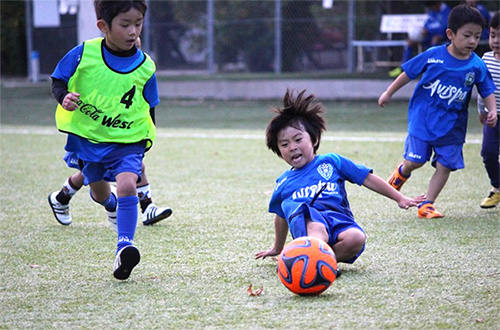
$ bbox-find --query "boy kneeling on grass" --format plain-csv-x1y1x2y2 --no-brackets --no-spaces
255,89,425,269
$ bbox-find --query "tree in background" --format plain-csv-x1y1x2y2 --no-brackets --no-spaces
1,1,27,76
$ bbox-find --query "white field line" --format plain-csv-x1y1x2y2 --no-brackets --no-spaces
0,127,482,144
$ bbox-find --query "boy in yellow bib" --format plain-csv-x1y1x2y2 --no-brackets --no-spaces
51,0,157,280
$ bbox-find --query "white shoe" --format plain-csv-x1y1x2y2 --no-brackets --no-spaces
142,203,172,225
48,191,71,225
107,186,118,231
113,245,140,280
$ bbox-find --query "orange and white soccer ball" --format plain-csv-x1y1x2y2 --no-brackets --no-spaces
277,236,338,296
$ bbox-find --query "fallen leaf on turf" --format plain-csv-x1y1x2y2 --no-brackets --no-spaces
247,284,264,296
476,318,485,323
29,265,40,268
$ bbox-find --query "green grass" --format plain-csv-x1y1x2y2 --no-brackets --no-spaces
1,85,499,329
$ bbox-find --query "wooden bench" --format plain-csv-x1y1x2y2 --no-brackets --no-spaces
352,14,426,72
352,12,493,73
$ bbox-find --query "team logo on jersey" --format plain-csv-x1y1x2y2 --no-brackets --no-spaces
422,79,468,105
464,72,475,87
317,163,333,180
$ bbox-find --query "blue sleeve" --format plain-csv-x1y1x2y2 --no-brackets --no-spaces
51,43,84,82
268,175,287,218
144,73,160,108
329,154,372,186
401,49,430,80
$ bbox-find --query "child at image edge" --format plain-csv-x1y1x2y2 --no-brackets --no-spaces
379,4,498,218
255,90,425,267
477,11,500,208
51,0,157,280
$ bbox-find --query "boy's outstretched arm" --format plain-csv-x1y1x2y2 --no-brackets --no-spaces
481,94,499,128
362,173,425,209
255,215,288,259
378,72,411,107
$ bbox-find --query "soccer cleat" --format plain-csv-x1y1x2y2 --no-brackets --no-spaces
418,203,444,219
107,186,118,231
387,162,409,191
142,204,172,226
113,245,140,280
48,191,72,225
480,190,500,209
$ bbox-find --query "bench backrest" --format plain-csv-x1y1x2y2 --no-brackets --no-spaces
380,14,427,34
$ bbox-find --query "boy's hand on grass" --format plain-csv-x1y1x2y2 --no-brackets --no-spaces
255,248,280,260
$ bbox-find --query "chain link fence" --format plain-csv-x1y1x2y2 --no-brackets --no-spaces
28,0,498,76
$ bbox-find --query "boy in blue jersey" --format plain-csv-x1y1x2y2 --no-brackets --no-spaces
50,0,160,280
379,4,498,219
49,37,172,228
255,90,424,265
477,11,500,208
389,1,451,77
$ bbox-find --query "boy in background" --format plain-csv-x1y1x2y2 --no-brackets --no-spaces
389,1,451,77
379,5,497,218
478,11,500,208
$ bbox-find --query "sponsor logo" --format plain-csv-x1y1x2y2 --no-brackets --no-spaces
422,79,468,105
408,152,422,160
427,58,444,64
275,177,287,191
76,100,134,129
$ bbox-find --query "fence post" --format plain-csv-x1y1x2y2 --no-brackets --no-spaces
347,0,355,73
274,0,282,75
207,0,215,75
25,0,33,80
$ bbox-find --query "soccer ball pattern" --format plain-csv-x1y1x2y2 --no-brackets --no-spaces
277,236,338,296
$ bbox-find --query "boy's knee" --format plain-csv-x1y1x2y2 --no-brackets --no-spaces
342,228,366,252
350,229,367,251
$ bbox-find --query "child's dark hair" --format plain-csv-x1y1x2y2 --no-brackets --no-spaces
490,11,499,29
266,89,326,158
447,4,485,33
94,0,147,26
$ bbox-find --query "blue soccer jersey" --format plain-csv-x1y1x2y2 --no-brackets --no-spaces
52,42,159,108
269,153,372,224
402,45,496,146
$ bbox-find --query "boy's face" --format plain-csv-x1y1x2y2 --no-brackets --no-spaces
446,23,482,58
97,7,144,52
277,124,316,169
490,27,500,55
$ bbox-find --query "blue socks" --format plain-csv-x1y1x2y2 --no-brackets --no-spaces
116,195,139,252
90,189,117,212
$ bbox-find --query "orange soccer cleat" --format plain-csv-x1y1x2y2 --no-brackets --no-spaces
418,203,444,219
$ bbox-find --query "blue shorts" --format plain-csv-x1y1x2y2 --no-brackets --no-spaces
63,151,143,185
404,135,464,171
288,203,365,264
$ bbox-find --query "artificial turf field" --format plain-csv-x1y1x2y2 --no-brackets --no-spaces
0,83,498,329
